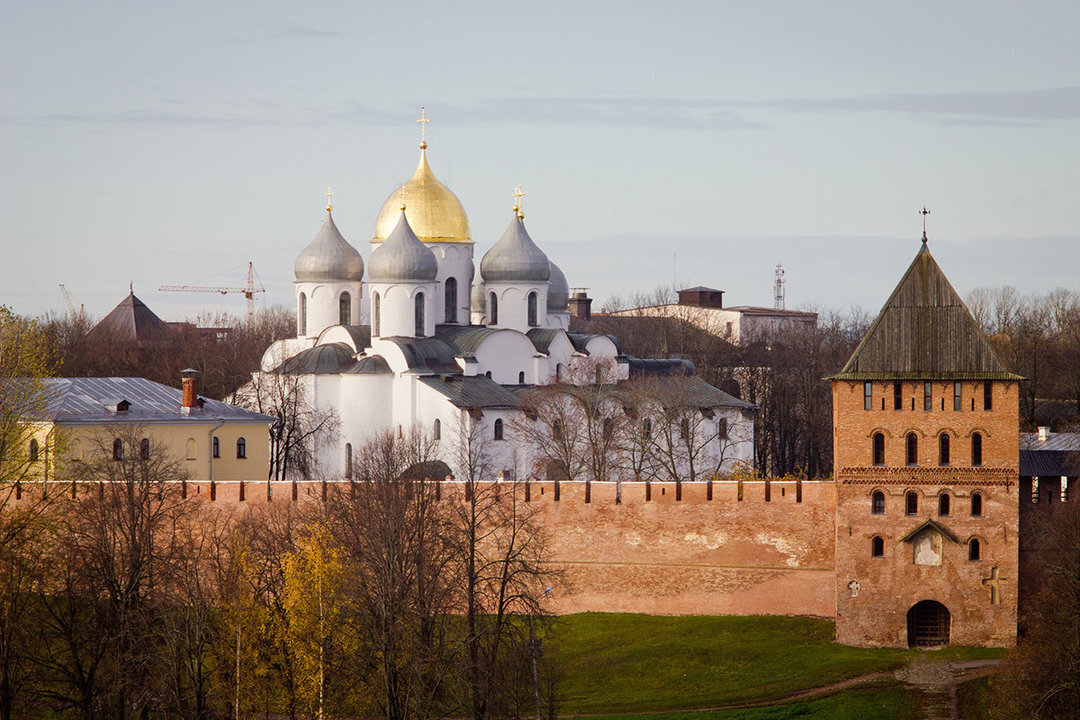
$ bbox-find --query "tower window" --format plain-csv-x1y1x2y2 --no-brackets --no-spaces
433,419,441,441
445,277,458,323
971,433,983,467
140,438,150,460
345,442,353,479
29,438,39,462
906,433,918,466
552,419,564,441
518,371,525,384
864,382,872,411
968,538,981,561
236,437,246,459
872,490,885,514
528,291,538,327
984,381,993,411
373,293,381,336
113,438,124,461
953,382,962,411
339,291,351,325
213,437,220,459
906,491,918,516
872,536,884,558
680,417,690,442
718,418,728,440
924,382,933,411
939,433,950,466
489,292,499,325
971,492,983,516
494,419,504,441
415,292,425,336
299,292,307,335
872,433,885,466
938,493,950,516
893,381,903,410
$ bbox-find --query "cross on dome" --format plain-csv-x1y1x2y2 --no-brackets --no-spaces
513,184,526,219
325,186,334,212
920,206,931,243
416,106,431,149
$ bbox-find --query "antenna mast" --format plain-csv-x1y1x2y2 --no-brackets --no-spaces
773,263,786,310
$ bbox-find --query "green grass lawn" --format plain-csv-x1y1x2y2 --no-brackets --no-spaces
547,613,1003,715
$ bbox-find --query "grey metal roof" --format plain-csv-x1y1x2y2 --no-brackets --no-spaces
31,377,274,425
435,325,502,357
368,210,438,282
565,332,622,355
1021,432,1080,452
336,324,371,349
344,355,393,375
88,293,174,346
1020,450,1080,478
548,260,569,311
381,336,461,374
419,374,522,409
479,212,551,283
273,343,356,374
626,357,696,377
628,375,756,411
294,211,364,282
833,243,1020,381
526,328,561,354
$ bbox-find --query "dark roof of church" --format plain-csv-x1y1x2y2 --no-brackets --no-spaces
272,343,356,374
89,292,174,346
419,375,521,409
832,242,1020,381
382,337,461,374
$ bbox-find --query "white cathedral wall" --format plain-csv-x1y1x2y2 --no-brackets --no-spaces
368,282,438,338
296,281,363,339
470,330,540,384
486,283,549,333
427,243,474,326
545,311,571,331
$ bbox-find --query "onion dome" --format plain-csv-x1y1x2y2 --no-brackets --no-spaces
480,211,551,283
294,210,364,282
373,145,471,244
471,282,486,312
547,260,569,312
368,209,438,282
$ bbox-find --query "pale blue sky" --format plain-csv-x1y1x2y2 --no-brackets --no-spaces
2,1,1078,321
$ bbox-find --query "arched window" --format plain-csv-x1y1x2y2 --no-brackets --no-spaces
339,291,351,325
905,491,918,516
140,438,150,460
603,417,614,442
71,438,82,461
113,438,124,461
433,419,441,440
971,493,983,516
642,418,652,438
680,417,690,442
872,491,885,514
939,433,950,465
186,438,197,460
528,291,538,327
939,493,950,516
236,437,246,459
299,292,307,335
212,437,220,459
906,433,918,465
552,419,564,441
373,292,381,336
345,442,352,479
556,363,563,382
29,438,39,462
489,292,499,325
444,277,457,323
871,536,884,558
518,371,525,384
872,433,885,466
968,538,981,561
415,293,425,336
717,418,728,440
971,433,983,467
494,419,504,441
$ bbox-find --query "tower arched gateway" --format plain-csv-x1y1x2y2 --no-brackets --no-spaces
831,229,1020,648
907,600,950,647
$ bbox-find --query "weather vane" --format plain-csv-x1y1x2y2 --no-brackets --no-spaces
920,206,931,243
417,106,430,148
325,187,334,212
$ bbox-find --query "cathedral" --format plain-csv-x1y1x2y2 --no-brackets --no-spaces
256,133,756,481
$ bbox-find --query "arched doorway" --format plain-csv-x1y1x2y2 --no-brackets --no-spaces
907,600,950,647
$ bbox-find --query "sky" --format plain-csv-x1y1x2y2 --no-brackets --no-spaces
2,1,1078,323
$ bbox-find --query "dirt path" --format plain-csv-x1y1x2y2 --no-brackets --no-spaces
562,659,1002,718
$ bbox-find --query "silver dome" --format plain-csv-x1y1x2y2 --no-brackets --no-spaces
368,210,438,282
471,282,486,312
294,211,364,282
480,212,551,283
547,260,569,312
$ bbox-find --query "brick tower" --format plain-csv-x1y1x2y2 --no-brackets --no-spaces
832,234,1021,647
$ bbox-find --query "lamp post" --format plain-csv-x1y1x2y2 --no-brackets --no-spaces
530,585,554,720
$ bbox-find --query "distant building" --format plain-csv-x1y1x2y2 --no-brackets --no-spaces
608,286,817,345
88,291,176,348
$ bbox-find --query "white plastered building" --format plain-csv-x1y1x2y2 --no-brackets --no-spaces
257,140,755,481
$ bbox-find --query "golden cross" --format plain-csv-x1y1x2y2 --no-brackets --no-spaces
399,186,408,211
416,106,431,145
325,187,334,212
513,184,525,212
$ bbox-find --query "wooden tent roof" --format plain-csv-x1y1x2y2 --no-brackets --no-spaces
832,241,1020,381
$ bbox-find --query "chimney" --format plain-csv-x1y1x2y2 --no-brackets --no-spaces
1038,426,1051,442
181,369,200,414
568,291,592,321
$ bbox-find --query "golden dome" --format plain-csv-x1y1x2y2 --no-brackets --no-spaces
372,146,471,244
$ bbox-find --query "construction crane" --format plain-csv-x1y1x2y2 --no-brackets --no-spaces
159,262,266,323
58,284,84,315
